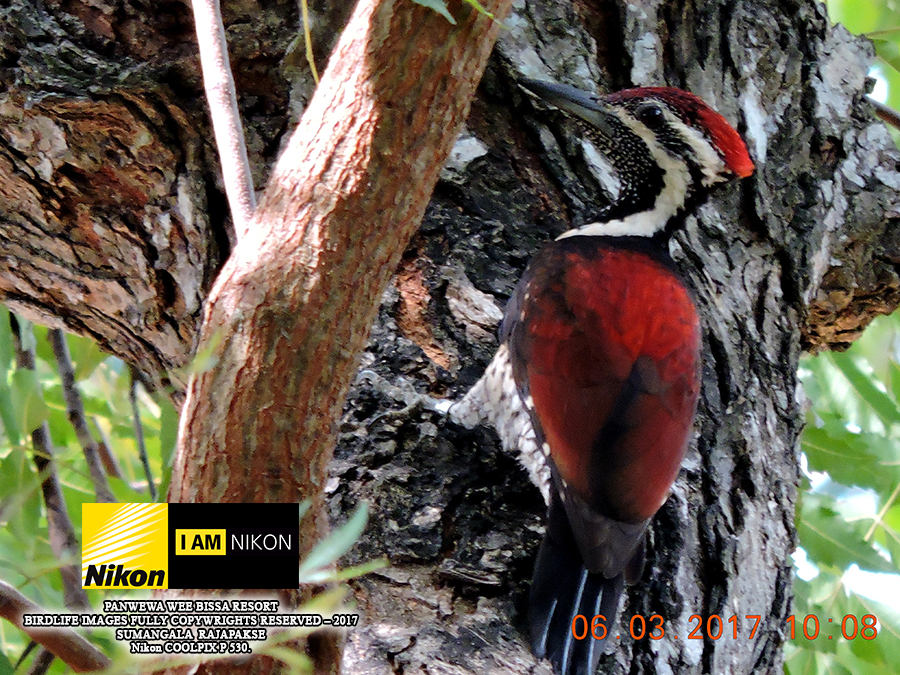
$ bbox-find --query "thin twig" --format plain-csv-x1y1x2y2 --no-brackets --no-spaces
0,580,110,673
868,95,900,131
129,365,157,500
31,427,90,610
191,0,256,238
91,417,124,480
47,329,115,504
864,478,900,541
300,0,320,83
14,640,38,671
9,317,90,611
25,647,55,675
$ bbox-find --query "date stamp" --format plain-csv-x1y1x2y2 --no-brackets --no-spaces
571,614,879,641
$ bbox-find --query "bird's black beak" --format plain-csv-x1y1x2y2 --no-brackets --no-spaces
520,78,618,136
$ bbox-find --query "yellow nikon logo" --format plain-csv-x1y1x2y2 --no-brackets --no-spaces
175,529,226,555
82,503,300,589
82,503,168,588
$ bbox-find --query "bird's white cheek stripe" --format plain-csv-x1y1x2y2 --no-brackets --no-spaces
558,112,690,239
674,120,728,187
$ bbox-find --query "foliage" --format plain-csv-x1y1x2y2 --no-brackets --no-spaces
0,308,378,672
0,311,379,671
0,313,161,671
787,313,900,675
411,0,503,26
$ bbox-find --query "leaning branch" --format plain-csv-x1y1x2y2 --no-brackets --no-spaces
869,95,900,131
24,647,55,675
169,0,511,671
9,318,90,610
0,580,109,673
47,329,115,503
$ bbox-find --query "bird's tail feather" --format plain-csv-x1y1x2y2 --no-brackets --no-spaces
529,494,624,675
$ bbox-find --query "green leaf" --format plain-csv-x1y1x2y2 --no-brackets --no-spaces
300,585,349,615
298,503,368,581
183,329,224,377
107,476,152,503
298,498,312,522
0,450,41,542
890,361,900,405
0,385,20,447
880,502,900,542
299,558,388,584
846,594,900,667
829,352,900,428
45,408,71,448
833,646,898,675
791,564,900,675
826,0,884,35
411,0,456,24
10,370,50,436
783,643,813,674
0,652,13,675
801,417,900,494
66,333,108,381
0,306,11,374
875,38,900,78
460,0,504,23
797,493,895,574
0,306,18,444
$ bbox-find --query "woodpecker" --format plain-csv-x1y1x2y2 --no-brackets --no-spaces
451,78,753,675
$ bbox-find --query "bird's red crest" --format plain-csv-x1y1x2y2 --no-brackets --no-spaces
608,87,755,178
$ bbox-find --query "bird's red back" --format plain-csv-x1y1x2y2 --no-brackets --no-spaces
515,240,700,527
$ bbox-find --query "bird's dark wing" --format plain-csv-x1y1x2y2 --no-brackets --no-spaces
508,238,700,575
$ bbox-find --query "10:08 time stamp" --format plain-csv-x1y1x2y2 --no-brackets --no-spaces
571,613,879,641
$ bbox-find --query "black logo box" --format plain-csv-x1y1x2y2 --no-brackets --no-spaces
168,503,300,589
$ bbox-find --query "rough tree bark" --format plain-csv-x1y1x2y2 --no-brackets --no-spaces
1,1,898,675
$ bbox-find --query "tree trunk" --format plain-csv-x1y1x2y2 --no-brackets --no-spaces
1,1,898,674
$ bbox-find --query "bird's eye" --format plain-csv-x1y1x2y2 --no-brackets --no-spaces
637,103,666,128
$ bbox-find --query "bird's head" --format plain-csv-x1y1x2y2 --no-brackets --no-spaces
521,78,754,238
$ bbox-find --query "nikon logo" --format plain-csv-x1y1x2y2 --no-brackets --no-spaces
84,564,165,588
82,503,168,589
82,503,300,589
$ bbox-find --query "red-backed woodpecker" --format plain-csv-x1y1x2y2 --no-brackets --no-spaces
451,79,754,675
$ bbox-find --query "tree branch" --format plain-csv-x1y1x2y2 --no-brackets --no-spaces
92,418,125,481
129,366,157,500
190,0,257,237
25,647,55,675
47,329,115,503
0,580,109,673
173,0,510,504
9,317,90,611
869,95,900,131
168,0,510,671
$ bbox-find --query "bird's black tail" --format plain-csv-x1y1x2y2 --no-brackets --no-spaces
529,493,624,675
